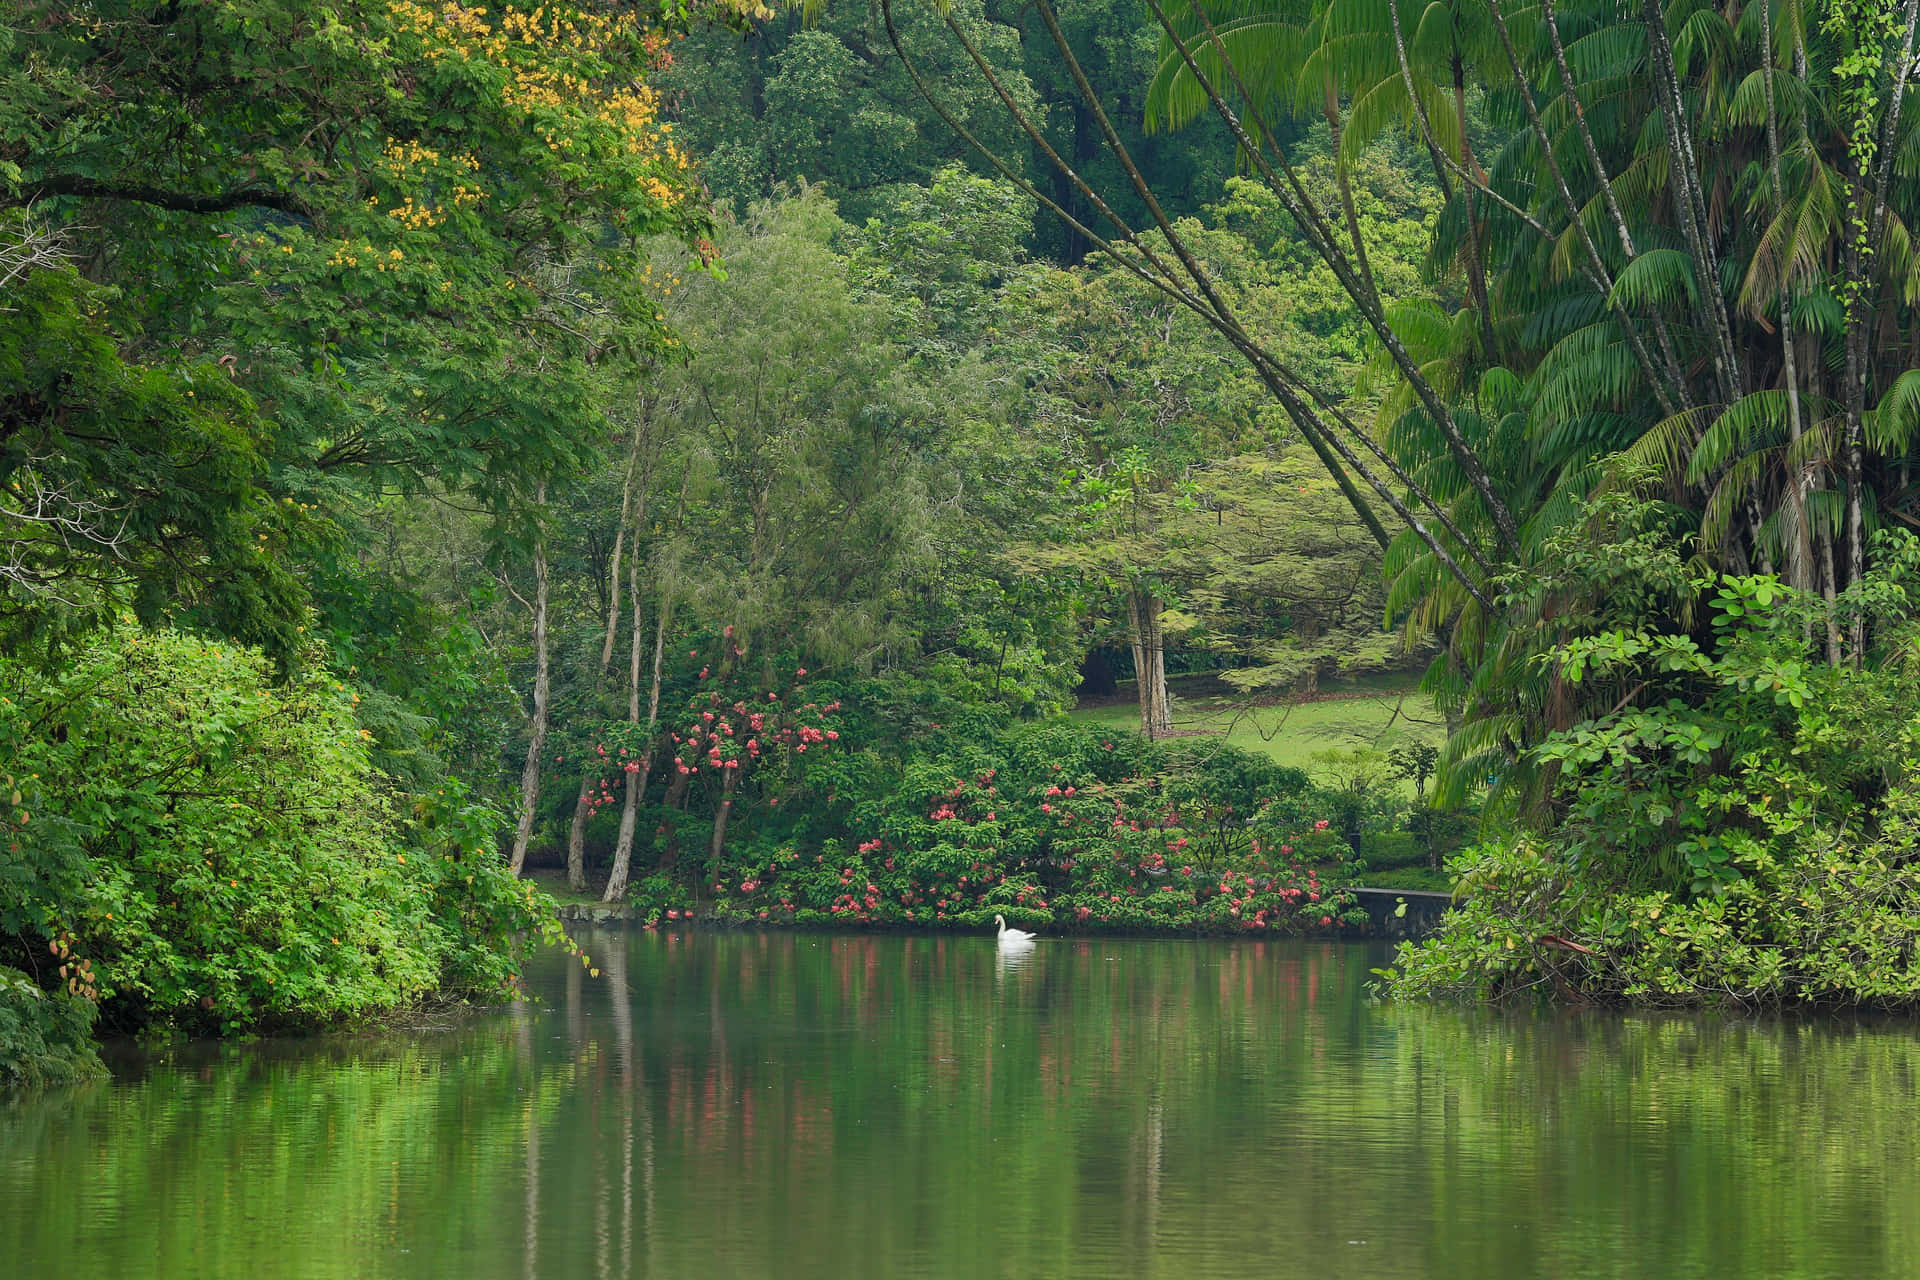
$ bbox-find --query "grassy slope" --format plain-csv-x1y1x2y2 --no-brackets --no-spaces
1070,672,1447,776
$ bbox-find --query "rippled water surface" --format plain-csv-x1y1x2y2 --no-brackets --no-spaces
6,929,1920,1279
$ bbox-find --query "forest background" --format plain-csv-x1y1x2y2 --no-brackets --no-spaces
9,0,1920,1082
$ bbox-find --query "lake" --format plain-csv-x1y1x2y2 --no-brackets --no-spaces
5,928,1920,1278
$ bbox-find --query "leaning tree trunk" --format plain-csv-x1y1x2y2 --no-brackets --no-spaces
509,482,551,878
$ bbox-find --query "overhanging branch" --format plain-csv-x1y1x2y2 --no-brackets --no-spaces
17,175,317,219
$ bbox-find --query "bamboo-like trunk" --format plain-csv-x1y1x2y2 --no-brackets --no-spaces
509,481,550,879
1638,0,1740,401
1323,86,1378,306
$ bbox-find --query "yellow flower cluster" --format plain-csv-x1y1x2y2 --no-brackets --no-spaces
392,1,624,65
386,1,692,210
387,196,446,230
324,242,421,274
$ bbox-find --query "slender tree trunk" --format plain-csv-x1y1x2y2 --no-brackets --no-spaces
1844,0,1920,661
604,560,648,903
707,765,738,895
1148,603,1172,736
510,481,550,878
605,564,672,903
1822,523,1843,667
1323,86,1378,304
566,424,649,878
1760,0,1812,596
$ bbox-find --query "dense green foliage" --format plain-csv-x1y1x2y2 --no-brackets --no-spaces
1386,524,1920,1007
0,0,729,1073
0,628,564,1039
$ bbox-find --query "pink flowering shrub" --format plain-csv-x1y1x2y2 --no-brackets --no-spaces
684,721,1366,935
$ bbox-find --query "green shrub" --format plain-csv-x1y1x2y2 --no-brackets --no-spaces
0,965,101,1087
1387,818,1920,1007
1388,541,1920,1009
1,627,559,1036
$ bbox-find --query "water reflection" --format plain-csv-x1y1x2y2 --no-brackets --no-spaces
4,930,1920,1280
994,936,1038,979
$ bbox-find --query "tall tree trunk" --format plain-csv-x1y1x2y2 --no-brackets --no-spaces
1128,590,1152,738
1760,0,1812,596
1128,588,1173,738
510,481,550,879
1148,607,1172,735
566,423,649,879
1323,84,1378,305
604,562,671,903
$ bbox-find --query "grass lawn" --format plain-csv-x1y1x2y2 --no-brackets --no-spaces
1070,672,1447,779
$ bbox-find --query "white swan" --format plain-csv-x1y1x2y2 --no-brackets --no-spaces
994,914,1037,944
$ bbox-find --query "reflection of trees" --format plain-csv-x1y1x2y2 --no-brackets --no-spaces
0,1023,546,1278
10,934,1919,1279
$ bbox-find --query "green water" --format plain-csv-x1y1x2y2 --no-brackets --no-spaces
5,930,1920,1279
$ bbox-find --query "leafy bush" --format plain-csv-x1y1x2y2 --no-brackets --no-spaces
1,627,560,1038
1387,818,1920,1007
1387,539,1920,1009
0,965,101,1087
